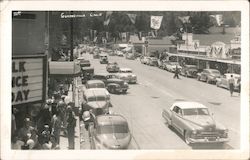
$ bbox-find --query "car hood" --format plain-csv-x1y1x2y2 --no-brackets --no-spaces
87,101,107,109
96,133,131,149
183,115,216,129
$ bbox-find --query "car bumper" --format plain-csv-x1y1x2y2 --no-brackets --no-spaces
188,137,229,144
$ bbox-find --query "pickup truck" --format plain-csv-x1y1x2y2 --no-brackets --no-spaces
162,101,229,144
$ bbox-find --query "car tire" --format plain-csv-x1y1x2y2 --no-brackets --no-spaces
197,76,200,81
111,88,115,94
184,131,191,145
122,89,127,94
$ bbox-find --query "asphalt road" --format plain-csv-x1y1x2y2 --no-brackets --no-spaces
80,53,240,150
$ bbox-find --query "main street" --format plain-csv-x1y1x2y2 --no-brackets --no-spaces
80,53,240,150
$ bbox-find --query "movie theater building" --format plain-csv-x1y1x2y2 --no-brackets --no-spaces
12,11,48,135
170,29,241,74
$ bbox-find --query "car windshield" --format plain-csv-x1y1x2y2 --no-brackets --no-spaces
96,124,129,134
88,96,106,102
182,108,209,116
88,83,105,88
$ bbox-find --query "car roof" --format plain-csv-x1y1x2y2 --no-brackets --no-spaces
86,80,104,85
171,101,208,110
204,69,220,72
107,78,123,82
119,68,132,71
96,114,128,126
185,65,197,67
94,73,111,76
84,88,109,97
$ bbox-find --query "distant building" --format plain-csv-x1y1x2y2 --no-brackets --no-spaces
174,28,241,74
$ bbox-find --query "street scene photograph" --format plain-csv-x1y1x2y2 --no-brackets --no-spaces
11,10,242,151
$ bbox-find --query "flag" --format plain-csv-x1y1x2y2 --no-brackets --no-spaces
104,11,113,26
210,14,223,26
150,16,163,30
178,16,190,24
127,13,137,24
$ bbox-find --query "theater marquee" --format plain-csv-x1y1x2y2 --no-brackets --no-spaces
12,55,47,106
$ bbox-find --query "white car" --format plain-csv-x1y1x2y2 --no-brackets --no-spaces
165,62,182,72
116,68,137,84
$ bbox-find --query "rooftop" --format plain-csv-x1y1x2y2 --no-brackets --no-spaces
172,101,207,109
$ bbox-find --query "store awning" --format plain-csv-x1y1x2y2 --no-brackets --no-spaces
49,61,81,76
167,53,241,65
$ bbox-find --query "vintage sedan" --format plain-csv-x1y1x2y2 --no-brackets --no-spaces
164,61,182,72
106,62,120,73
89,114,132,149
197,69,221,84
148,57,158,66
77,57,91,67
81,88,111,116
216,73,240,91
116,68,137,84
125,53,135,60
162,101,229,144
99,53,109,64
85,80,105,89
106,78,129,94
92,73,117,84
180,65,198,78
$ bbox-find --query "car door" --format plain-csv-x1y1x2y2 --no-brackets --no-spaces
200,70,207,81
171,106,184,133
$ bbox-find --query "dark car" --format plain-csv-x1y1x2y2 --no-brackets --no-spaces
180,65,198,78
92,73,116,84
197,69,221,84
99,54,108,64
81,67,94,84
106,78,129,94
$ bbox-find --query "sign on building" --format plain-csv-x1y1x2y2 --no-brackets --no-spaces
12,55,47,106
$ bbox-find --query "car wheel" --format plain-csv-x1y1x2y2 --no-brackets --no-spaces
122,89,127,94
185,73,188,77
184,131,191,145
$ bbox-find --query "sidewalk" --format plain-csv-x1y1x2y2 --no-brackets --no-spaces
59,79,81,150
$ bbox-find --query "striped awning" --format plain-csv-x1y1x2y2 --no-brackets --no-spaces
49,61,81,76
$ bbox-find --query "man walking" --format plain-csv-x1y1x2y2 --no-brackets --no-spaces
51,111,62,145
173,65,180,79
228,75,235,97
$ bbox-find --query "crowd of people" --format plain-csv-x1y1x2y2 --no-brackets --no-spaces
11,91,77,150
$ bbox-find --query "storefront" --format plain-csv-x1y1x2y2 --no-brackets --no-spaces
12,55,48,138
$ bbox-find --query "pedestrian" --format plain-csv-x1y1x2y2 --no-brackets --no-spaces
51,111,62,145
228,75,235,96
40,125,51,149
82,110,95,131
173,65,180,79
66,106,76,149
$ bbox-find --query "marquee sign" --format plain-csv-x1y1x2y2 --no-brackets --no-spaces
12,55,47,106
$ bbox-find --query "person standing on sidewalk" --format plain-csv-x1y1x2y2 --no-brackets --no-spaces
66,106,76,149
51,111,62,145
228,75,235,97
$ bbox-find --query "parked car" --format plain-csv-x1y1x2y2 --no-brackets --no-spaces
92,73,117,84
81,67,94,84
100,54,108,64
106,78,129,94
197,69,221,84
162,101,229,144
148,57,158,66
81,88,111,116
140,56,149,64
180,65,198,78
85,80,106,89
157,59,168,69
216,73,240,91
88,114,132,149
125,53,135,60
116,68,137,84
106,62,120,73
116,50,124,57
164,62,182,72
77,58,91,67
